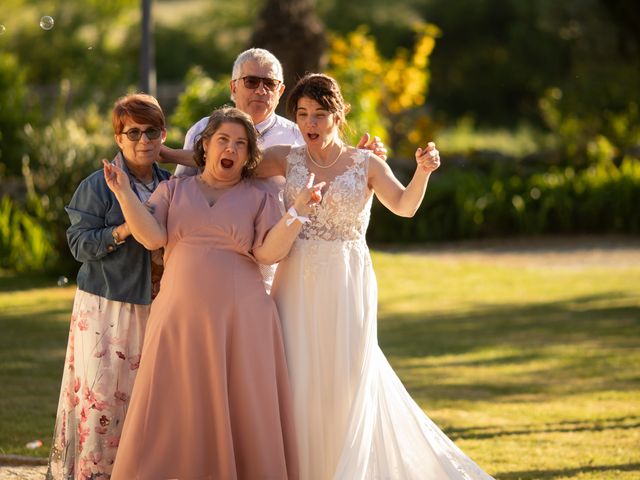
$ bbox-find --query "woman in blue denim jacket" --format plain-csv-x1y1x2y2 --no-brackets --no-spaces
46,93,171,480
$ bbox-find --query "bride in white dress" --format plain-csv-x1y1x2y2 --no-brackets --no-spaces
261,73,495,480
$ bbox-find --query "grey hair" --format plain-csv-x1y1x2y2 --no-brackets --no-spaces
230,48,284,102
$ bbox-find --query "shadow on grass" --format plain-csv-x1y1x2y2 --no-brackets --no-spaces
0,272,65,292
379,291,640,400
380,291,640,354
446,416,640,441
496,462,640,479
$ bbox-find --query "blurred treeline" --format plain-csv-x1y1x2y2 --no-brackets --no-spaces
0,0,638,272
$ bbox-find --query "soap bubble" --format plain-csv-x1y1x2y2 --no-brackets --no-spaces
0,25,6,35
530,187,541,200
57,276,69,287
40,16,55,30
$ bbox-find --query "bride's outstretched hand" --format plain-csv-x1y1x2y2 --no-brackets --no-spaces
294,173,326,216
416,142,441,173
103,159,132,197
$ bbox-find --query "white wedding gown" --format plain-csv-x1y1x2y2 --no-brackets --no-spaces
271,146,495,480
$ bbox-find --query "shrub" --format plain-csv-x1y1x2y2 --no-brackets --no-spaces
17,101,114,270
169,66,231,142
0,52,36,177
328,24,439,156
0,196,57,272
368,156,640,243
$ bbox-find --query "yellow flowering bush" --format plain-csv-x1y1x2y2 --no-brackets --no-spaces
328,24,439,155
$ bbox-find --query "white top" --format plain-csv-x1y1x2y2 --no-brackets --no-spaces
174,113,304,177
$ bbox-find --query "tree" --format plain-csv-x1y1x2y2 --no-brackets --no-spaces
250,0,326,114
140,0,157,96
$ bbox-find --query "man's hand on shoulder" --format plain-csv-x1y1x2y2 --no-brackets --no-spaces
357,133,387,161
159,145,197,167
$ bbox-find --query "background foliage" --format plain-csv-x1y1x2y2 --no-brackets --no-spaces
0,0,638,272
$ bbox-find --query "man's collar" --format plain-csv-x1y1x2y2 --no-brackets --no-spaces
255,114,277,135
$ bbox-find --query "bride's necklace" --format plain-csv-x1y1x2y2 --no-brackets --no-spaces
307,142,343,169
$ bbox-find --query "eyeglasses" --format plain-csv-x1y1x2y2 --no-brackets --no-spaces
121,127,163,141
235,76,281,92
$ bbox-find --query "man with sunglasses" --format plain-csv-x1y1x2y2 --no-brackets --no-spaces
173,47,386,176
173,48,302,180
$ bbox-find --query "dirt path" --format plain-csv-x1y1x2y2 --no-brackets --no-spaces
0,466,47,480
0,454,46,479
386,234,640,268
0,465,47,480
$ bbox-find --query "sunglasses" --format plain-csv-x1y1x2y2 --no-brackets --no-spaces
121,127,163,141
236,76,281,92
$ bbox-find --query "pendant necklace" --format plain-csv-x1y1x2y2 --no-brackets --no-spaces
129,171,157,194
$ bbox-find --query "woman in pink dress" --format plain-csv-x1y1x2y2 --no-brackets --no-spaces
103,107,323,480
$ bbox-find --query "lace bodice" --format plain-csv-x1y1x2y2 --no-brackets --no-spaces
283,146,373,242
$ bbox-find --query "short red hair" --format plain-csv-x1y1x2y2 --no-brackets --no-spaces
111,93,165,134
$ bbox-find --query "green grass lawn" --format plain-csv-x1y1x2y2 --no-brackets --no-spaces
1,242,639,479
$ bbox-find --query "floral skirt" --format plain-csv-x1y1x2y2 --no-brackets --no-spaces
46,290,150,480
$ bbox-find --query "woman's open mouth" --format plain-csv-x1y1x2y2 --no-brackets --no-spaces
307,133,319,140
221,158,234,169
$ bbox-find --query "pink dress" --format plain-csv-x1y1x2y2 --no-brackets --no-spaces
111,177,298,480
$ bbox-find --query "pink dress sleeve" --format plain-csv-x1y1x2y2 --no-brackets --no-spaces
147,180,172,230
251,191,284,252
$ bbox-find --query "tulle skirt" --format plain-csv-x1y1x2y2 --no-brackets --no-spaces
272,239,494,480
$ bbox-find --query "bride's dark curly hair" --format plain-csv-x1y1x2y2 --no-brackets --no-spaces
286,73,352,138
193,107,261,178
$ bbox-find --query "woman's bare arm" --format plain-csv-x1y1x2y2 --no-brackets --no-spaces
159,145,197,167
253,173,324,264
368,142,441,218
254,144,291,178
103,161,167,249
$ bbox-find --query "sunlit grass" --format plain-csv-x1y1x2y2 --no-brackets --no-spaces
1,246,639,479
373,249,640,479
0,273,74,458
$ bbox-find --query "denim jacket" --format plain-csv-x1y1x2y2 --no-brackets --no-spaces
65,153,171,305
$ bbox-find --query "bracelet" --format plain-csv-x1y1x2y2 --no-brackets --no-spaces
285,207,310,227
112,227,126,245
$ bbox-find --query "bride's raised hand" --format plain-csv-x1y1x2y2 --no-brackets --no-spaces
416,141,441,173
103,159,132,197
293,173,326,216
